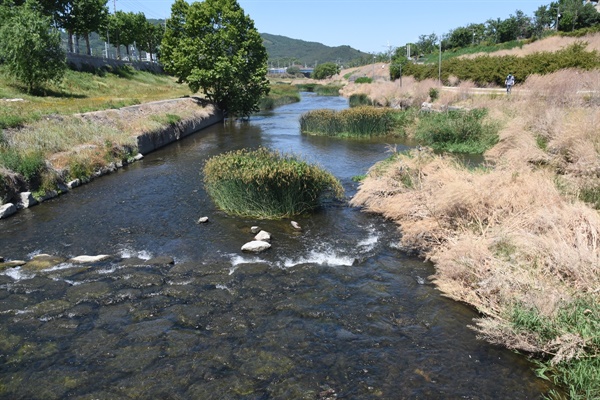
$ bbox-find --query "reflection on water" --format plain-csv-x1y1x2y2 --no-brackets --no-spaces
0,93,553,398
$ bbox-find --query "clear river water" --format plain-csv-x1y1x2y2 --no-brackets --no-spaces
0,93,553,399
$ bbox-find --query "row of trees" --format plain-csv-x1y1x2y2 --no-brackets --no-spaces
1,0,270,119
388,0,600,61
0,0,163,59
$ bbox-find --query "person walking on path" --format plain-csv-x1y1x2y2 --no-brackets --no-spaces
505,73,515,94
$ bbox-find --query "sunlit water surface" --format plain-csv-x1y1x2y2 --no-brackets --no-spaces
0,93,553,399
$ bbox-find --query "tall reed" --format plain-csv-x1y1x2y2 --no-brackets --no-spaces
299,106,402,138
203,147,344,219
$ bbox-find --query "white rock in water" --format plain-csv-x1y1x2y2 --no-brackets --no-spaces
291,221,302,230
197,216,209,223
17,192,38,209
241,240,271,253
250,226,261,234
254,230,271,242
70,255,111,263
0,203,17,219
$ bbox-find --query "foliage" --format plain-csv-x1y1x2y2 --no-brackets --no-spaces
414,109,499,153
578,185,600,210
299,107,403,138
0,147,45,182
259,84,300,110
354,77,372,84
67,0,109,56
510,298,600,400
0,1,66,91
429,87,439,102
314,84,342,96
295,83,318,92
161,0,269,118
285,66,301,75
138,20,164,62
203,147,344,219
394,43,600,86
311,62,341,80
349,93,372,108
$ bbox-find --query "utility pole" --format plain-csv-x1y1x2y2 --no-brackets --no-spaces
555,6,561,31
438,36,442,86
372,55,375,79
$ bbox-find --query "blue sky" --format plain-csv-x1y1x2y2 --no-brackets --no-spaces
114,0,549,53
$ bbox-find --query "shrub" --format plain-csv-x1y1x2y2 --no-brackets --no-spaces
311,62,340,79
300,107,400,138
259,84,301,110
295,83,317,92
510,298,600,400
203,147,344,219
0,147,45,182
429,87,439,102
354,77,372,84
349,93,373,108
414,108,499,153
315,84,343,96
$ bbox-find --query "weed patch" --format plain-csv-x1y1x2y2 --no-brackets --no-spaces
414,109,499,154
203,147,344,219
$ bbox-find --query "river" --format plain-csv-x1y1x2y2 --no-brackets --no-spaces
0,93,552,399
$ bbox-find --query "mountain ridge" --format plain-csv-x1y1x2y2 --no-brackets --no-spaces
261,33,371,67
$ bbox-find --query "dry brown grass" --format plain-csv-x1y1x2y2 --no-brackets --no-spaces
461,32,600,59
350,68,600,366
4,97,215,172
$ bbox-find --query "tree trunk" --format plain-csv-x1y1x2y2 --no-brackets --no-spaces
85,34,91,56
68,31,74,53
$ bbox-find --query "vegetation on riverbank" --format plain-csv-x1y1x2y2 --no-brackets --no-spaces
0,64,303,205
0,63,221,204
350,68,600,399
0,66,190,130
203,147,344,219
300,105,499,154
259,83,301,110
299,107,402,138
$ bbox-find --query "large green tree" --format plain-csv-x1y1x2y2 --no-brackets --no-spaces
71,0,109,56
311,62,340,79
0,0,66,91
161,0,269,118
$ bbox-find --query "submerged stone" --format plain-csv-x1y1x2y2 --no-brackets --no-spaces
66,281,111,303
145,256,175,265
0,260,26,270
22,255,66,271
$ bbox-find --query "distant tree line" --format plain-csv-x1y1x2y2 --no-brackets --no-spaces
384,0,600,61
0,0,164,59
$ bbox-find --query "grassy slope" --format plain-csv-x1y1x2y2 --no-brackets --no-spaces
0,67,192,129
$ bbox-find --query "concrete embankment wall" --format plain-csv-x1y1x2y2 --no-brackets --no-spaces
136,108,224,154
0,103,224,219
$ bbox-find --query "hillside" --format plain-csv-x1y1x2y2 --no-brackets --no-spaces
261,33,371,67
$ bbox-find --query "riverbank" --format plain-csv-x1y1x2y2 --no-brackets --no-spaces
1,96,222,219
350,69,600,398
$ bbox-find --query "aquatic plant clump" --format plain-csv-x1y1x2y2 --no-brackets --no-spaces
299,106,399,138
203,147,344,219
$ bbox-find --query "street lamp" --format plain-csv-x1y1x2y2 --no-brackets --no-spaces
372,55,375,80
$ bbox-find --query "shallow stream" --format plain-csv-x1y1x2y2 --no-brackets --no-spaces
0,93,552,399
